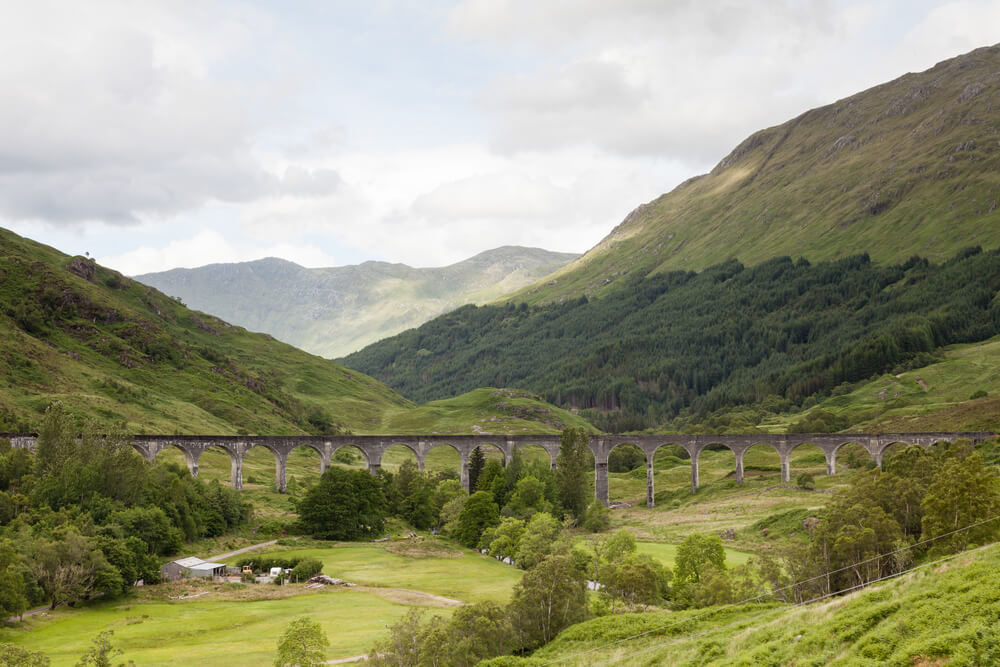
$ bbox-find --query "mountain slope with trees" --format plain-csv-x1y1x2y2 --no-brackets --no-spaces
344,248,1000,431
135,246,577,358
513,43,1000,305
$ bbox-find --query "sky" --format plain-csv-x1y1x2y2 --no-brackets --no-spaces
2,1,1000,275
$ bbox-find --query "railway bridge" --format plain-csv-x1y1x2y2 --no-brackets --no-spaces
5,431,993,507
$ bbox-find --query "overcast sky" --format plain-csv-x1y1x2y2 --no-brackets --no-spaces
3,1,999,275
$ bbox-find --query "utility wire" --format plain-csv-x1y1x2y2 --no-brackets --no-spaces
540,512,1000,666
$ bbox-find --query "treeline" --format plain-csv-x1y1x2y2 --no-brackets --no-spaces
342,248,1000,431
295,429,596,544
0,404,249,618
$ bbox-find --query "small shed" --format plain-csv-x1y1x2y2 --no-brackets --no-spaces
161,556,228,581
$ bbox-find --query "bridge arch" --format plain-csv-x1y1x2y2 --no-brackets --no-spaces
605,441,646,506
785,440,829,486
151,442,203,479
285,444,325,494
639,439,694,507
516,442,556,468
246,442,289,493
330,443,370,468
378,442,422,473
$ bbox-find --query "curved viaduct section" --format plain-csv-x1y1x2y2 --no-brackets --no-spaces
5,432,993,506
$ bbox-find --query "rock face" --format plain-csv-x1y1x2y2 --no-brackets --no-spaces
135,246,578,358
67,257,95,281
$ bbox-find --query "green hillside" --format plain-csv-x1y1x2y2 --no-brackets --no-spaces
517,543,1000,666
514,43,1000,305
135,247,577,359
0,227,415,434
0,228,591,438
375,387,596,435
344,248,1000,431
761,334,1000,434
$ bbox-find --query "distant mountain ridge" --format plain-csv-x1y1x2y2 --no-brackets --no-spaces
135,246,578,358
514,43,1000,303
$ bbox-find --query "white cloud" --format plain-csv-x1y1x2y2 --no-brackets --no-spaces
105,229,340,275
236,143,688,267
451,0,1000,165
0,1,283,223
4,1,998,275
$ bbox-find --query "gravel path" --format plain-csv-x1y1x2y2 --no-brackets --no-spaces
208,538,282,561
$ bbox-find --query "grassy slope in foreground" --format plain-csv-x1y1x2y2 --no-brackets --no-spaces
514,43,1000,305
521,543,1000,666
0,227,411,434
762,334,1000,433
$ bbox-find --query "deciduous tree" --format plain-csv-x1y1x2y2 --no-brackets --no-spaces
509,554,588,650
921,450,1000,556
454,491,499,549
274,617,329,667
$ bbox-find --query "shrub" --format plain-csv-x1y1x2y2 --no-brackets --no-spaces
290,558,323,581
583,500,611,533
797,473,816,490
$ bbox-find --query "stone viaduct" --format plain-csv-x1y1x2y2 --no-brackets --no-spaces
6,431,993,507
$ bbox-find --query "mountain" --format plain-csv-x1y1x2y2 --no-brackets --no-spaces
515,44,1000,304
344,44,1000,432
135,246,578,358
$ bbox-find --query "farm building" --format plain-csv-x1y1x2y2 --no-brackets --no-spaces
161,556,228,581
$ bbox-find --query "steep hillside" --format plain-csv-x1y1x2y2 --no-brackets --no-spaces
517,543,1000,666
515,44,1000,304
0,227,416,434
135,246,577,358
344,249,1000,431
761,334,1000,434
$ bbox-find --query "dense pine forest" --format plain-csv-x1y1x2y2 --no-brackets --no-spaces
344,248,1000,431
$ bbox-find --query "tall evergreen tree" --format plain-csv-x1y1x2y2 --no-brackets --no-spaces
555,428,591,520
467,447,487,491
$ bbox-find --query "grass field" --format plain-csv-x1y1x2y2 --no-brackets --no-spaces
0,540,522,666
3,589,414,666
224,541,523,604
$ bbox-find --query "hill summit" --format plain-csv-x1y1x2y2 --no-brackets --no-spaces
520,43,1000,303
136,246,577,358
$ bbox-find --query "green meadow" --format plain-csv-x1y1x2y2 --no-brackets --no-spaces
4,589,409,666
223,542,524,604
522,543,1000,666
0,541,522,666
